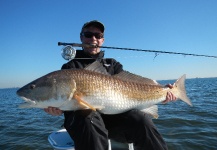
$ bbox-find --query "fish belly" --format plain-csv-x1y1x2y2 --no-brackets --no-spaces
81,90,165,114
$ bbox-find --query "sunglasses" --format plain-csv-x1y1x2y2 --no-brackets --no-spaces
81,32,104,39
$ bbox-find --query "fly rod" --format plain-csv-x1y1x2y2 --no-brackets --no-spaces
58,42,217,59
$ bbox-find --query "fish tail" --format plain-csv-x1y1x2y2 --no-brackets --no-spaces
175,74,192,106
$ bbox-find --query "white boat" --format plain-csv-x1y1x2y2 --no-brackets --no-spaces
48,129,75,150
48,129,134,150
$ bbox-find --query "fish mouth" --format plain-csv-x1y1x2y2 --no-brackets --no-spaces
18,96,37,108
19,96,36,104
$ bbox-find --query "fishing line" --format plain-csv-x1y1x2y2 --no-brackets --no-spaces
58,42,217,60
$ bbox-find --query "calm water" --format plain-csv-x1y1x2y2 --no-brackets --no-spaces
0,77,217,150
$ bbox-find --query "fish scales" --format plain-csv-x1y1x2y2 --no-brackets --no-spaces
62,69,172,113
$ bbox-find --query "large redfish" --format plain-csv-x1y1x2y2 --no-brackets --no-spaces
17,61,192,118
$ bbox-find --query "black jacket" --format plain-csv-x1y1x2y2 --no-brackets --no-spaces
61,50,123,75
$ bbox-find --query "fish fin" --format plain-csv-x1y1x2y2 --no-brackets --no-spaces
85,61,110,76
114,70,160,85
140,105,159,119
174,74,192,106
73,94,97,111
92,105,105,110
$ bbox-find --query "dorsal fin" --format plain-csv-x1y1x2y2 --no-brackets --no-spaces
85,61,110,76
114,70,160,85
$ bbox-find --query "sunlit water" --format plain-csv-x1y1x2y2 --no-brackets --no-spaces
0,77,216,150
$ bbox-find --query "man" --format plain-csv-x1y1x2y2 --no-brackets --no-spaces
45,20,176,150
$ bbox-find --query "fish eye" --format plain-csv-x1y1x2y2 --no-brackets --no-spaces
30,84,36,89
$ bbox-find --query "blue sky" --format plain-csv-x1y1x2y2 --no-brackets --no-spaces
1,0,217,88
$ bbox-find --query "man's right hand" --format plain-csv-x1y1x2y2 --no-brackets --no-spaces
44,107,63,116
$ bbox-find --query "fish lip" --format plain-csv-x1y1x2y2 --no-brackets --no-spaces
19,96,36,104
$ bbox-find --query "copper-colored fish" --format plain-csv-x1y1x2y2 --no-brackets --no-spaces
17,62,192,118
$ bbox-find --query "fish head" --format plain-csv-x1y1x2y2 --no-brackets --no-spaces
17,70,76,102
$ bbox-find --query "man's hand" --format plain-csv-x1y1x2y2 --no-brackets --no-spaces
162,84,177,104
44,107,63,116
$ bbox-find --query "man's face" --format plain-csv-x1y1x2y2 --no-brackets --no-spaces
80,26,104,56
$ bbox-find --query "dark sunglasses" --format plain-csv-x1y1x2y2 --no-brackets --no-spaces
81,32,104,39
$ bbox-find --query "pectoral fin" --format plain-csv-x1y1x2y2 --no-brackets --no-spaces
73,94,97,111
140,105,159,119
